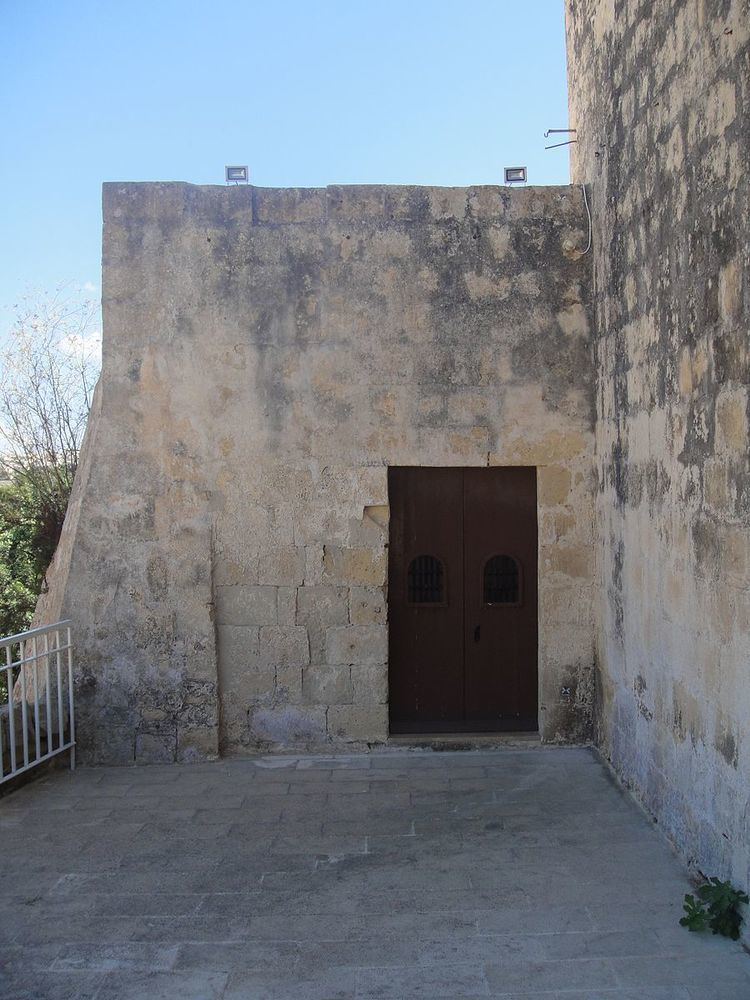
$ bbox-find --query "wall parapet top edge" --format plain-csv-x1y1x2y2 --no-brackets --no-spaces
102,181,586,227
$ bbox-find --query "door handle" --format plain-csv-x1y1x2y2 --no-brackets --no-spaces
474,625,481,643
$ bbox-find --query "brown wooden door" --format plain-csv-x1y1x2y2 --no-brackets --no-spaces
388,466,537,733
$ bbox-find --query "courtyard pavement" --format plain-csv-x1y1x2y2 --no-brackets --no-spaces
1,746,749,1000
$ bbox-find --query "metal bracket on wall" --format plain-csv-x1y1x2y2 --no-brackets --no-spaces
544,128,577,150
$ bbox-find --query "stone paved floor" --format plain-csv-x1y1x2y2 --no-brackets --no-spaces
1,746,749,999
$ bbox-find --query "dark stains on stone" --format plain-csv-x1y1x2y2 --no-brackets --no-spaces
634,674,653,722
132,676,220,764
703,274,720,328
710,212,736,266
512,320,592,410
253,340,296,439
715,728,739,769
384,187,431,223
545,666,595,744
679,400,716,467
146,554,168,601
691,518,722,578
712,328,749,384
672,696,687,743
730,459,750,517
174,309,198,342
608,537,625,641
609,439,629,508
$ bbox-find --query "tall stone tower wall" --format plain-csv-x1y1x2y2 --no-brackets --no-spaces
567,0,749,895
41,183,596,761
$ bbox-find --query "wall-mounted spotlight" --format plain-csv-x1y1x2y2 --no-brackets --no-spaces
504,166,527,185
225,166,249,184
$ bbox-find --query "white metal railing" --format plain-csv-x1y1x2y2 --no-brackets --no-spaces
0,621,75,784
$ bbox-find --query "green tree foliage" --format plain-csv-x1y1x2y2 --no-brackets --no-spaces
0,476,59,638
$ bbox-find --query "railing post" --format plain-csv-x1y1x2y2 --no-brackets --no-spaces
6,645,16,774
67,625,75,770
55,628,64,753
20,639,29,768
32,634,41,762
44,630,52,756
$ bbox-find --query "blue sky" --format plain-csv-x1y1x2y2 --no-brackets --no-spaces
1,0,570,333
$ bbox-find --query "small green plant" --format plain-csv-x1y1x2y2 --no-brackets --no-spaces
680,877,749,940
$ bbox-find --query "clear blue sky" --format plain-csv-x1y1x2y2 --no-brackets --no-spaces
1,0,570,331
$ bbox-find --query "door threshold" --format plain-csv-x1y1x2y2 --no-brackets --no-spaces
387,732,541,750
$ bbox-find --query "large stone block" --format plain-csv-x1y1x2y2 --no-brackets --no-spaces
351,664,388,705
322,547,387,587
176,724,219,762
135,723,176,763
326,185,387,221
254,186,326,224
213,554,258,587
715,387,748,454
259,626,310,668
304,546,324,585
276,587,297,625
538,466,573,506
296,585,349,627
216,625,260,673
215,586,277,626
249,704,327,745
327,704,388,742
214,503,293,578
544,545,593,581
540,584,594,627
275,665,303,702
221,665,274,700
349,587,386,625
325,625,387,665
302,664,353,705
258,547,305,586
296,585,349,660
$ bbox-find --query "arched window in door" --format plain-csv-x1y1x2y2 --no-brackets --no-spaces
407,555,445,605
483,555,520,605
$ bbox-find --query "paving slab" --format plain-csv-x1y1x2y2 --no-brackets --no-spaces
0,746,748,999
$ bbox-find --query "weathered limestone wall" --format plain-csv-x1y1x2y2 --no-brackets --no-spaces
46,181,595,761
567,0,749,896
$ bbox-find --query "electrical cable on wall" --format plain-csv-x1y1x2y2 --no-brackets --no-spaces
543,128,591,255
581,183,592,255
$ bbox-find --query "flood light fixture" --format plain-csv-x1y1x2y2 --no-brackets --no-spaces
504,167,527,185
225,165,249,184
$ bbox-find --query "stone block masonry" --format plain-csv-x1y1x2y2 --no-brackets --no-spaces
566,0,750,940
37,181,596,760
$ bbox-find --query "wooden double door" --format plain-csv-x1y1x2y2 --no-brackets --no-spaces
388,467,538,733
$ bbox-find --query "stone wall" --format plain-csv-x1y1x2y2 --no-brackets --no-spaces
566,0,749,898
43,181,596,761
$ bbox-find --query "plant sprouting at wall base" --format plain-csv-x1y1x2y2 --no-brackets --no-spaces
680,877,749,940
